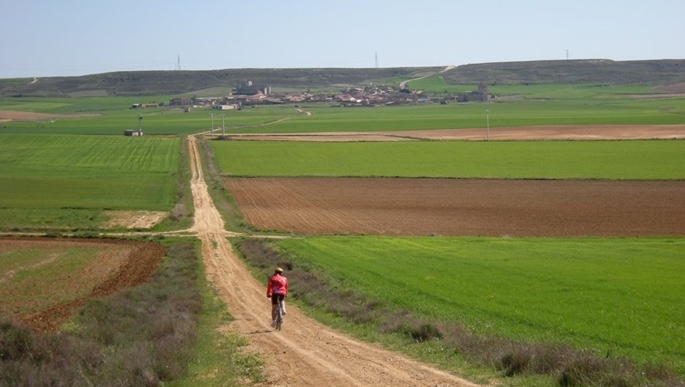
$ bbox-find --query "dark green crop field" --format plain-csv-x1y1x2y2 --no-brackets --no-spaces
276,236,685,375
0,135,179,229
212,140,685,180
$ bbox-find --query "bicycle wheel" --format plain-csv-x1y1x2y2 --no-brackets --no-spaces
275,305,283,330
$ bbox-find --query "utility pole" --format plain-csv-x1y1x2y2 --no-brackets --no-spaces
485,109,490,141
222,114,225,136
210,113,214,136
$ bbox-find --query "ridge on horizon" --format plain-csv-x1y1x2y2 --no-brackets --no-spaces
1,58,684,97
6,57,681,79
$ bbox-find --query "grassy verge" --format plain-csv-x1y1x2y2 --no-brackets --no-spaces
0,239,264,386
153,136,194,232
170,269,265,386
234,238,685,387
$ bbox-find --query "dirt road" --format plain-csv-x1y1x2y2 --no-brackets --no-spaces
186,136,479,386
221,125,685,142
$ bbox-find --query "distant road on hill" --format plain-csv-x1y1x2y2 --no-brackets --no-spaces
399,65,456,89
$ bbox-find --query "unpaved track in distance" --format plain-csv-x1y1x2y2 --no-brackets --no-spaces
186,136,479,386
221,124,685,142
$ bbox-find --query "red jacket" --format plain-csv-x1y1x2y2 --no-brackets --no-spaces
266,274,288,297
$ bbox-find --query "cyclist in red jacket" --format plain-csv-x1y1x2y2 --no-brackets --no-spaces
266,267,288,327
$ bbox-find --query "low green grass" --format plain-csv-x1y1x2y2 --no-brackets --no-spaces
218,99,685,134
212,140,685,180
170,276,265,386
489,83,661,98
274,236,685,375
0,135,179,230
0,96,301,135
0,78,32,85
3,87,685,135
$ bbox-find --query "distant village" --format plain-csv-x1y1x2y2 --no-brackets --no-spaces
131,81,491,111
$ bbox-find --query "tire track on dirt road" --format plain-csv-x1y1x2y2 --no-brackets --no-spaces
186,135,480,386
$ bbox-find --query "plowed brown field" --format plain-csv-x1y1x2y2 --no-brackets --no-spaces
0,110,98,122
225,178,685,237
221,124,685,238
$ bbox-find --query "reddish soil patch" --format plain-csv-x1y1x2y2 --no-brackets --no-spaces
392,125,685,141
219,124,685,142
654,83,685,93
225,178,685,237
0,110,98,122
0,238,165,331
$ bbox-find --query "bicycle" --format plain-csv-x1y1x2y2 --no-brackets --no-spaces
274,300,284,331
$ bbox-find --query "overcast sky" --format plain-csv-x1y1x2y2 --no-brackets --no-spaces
1,0,683,78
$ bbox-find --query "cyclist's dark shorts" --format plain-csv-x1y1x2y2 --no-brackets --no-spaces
271,294,285,305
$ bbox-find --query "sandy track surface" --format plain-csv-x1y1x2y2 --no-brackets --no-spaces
186,136,479,386
101,210,167,229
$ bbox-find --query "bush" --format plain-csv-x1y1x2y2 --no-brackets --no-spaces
410,323,443,342
0,241,201,386
0,321,33,361
170,203,186,221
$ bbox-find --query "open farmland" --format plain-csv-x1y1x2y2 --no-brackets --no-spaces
273,236,685,374
225,99,685,134
0,237,164,331
0,96,297,135
2,63,685,385
213,138,685,179
0,134,179,230
3,75,685,137
224,124,685,141
225,178,685,237
216,121,685,383
217,132,684,237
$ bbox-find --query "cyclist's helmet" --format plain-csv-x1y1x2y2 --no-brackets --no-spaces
275,267,284,274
